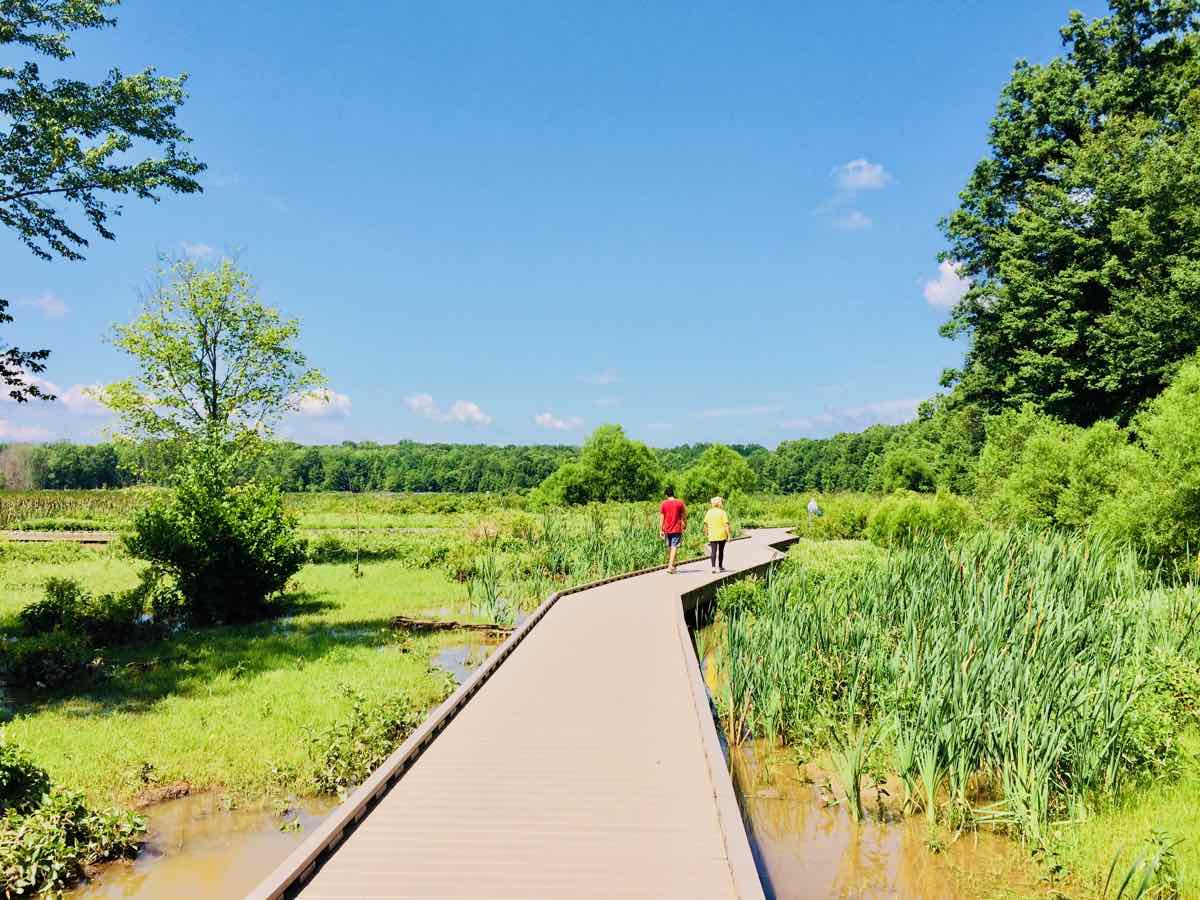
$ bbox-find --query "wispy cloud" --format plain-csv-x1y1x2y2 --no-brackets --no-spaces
19,292,68,320
405,393,492,425
780,398,921,434
922,260,970,308
181,241,215,260
60,384,107,416
534,411,584,431
580,369,619,386
294,388,352,418
817,158,893,232
698,404,784,418
832,209,872,231
831,158,893,192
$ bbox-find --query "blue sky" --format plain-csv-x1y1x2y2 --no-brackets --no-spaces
3,0,1110,447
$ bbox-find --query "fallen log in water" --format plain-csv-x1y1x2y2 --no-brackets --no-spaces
390,615,513,634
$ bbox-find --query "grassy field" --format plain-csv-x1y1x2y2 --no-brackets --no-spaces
0,497,721,809
3,551,472,805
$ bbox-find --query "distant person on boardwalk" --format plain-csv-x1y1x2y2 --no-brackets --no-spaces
807,497,822,522
704,496,731,574
660,486,687,574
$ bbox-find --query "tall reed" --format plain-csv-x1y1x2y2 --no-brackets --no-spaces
716,529,1157,841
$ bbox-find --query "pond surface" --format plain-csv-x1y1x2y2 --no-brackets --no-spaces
74,632,502,898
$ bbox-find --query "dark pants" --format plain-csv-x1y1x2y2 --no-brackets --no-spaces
709,540,726,569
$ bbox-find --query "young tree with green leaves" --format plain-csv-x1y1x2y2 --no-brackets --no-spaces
101,258,324,445
940,0,1200,425
102,259,321,624
1,0,204,399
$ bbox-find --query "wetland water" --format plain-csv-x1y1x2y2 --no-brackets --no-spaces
72,632,502,898
697,632,1039,899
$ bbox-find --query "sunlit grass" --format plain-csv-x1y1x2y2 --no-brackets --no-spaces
3,560,470,806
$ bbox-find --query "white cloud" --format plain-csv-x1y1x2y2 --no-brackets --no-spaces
59,384,107,416
832,158,893,192
448,400,491,425
698,404,784,418
833,209,872,231
780,398,921,434
534,412,584,431
922,260,970,308
19,292,68,320
295,388,352,418
580,369,619,386
0,420,51,441
181,241,215,259
405,394,492,425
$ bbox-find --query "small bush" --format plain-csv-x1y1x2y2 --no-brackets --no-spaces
0,741,50,814
865,492,974,548
17,578,87,635
878,448,936,493
0,788,144,897
308,687,423,795
717,577,765,616
127,442,307,626
0,632,92,689
17,578,148,647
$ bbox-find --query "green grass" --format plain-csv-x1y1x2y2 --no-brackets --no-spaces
3,559,473,806
1061,729,1200,897
0,543,144,620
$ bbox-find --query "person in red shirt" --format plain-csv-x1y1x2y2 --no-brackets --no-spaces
659,486,687,574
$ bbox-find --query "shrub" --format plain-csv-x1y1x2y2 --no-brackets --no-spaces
0,632,92,689
1094,351,1200,569
0,741,50,814
878,448,936,493
17,578,87,635
0,788,144,897
798,494,878,540
865,491,974,548
308,687,423,795
17,578,149,647
127,442,307,626
716,577,765,616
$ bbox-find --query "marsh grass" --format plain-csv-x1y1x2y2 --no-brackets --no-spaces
714,529,1194,846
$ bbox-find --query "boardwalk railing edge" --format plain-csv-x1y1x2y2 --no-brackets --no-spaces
247,541,744,900
676,530,797,900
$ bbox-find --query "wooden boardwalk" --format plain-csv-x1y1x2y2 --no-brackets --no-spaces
252,528,795,900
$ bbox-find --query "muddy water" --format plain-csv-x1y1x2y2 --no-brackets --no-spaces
71,794,338,899
731,742,1040,899
74,633,502,898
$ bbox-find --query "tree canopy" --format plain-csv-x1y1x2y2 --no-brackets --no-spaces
1,0,204,398
940,0,1200,425
101,259,323,444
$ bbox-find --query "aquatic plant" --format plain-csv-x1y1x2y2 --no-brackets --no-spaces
716,529,1170,842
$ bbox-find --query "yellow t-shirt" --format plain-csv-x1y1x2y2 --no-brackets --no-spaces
703,508,730,541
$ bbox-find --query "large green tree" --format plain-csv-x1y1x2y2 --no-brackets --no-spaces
1,0,204,398
940,0,1200,424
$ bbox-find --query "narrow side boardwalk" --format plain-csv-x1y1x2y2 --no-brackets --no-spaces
256,529,794,900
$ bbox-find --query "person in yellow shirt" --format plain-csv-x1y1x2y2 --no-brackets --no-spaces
703,496,731,574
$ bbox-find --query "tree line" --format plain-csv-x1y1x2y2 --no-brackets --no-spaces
0,430,924,494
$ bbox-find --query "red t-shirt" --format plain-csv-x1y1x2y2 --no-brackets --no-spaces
660,498,686,534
